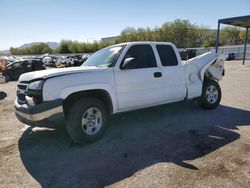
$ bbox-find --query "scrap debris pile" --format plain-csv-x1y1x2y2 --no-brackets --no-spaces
0,53,90,83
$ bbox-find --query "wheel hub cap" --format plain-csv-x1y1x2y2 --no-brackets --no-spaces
81,107,102,135
206,85,218,104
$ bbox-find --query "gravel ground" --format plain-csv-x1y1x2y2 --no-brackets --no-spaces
0,60,250,188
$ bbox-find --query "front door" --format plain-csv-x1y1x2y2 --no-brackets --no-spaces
114,44,164,111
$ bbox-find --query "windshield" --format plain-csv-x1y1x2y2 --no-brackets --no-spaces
82,45,125,68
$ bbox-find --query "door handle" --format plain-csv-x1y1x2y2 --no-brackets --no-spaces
154,72,162,78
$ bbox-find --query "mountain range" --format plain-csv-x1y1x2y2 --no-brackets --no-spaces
18,42,60,49
0,42,60,54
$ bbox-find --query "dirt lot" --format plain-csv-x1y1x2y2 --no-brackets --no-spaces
0,60,250,188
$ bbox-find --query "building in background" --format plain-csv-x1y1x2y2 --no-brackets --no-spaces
101,36,118,43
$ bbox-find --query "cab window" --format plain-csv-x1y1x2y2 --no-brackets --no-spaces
156,45,178,66
121,44,157,69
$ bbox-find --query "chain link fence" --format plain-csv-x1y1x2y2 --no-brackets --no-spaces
194,45,250,60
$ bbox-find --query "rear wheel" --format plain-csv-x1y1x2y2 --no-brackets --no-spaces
199,79,221,109
65,98,108,144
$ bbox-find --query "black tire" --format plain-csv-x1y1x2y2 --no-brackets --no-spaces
198,79,221,109
65,98,108,144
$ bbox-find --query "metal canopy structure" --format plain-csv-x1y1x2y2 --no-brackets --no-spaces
216,15,250,65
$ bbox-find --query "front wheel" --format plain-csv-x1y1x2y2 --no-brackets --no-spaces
198,79,221,109
65,98,108,144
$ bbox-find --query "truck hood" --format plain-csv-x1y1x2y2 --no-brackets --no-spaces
19,66,101,82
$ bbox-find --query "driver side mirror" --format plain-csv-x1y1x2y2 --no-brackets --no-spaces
122,57,137,69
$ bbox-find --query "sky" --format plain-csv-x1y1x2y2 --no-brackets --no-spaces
0,0,249,50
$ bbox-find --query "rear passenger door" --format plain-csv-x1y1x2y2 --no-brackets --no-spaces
156,45,186,102
114,44,164,111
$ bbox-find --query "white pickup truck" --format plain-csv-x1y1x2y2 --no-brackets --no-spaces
15,42,225,143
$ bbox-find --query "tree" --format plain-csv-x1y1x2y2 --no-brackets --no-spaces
169,19,198,48
68,42,79,53
115,27,138,43
221,27,241,45
77,43,88,53
115,19,215,48
10,43,52,55
42,46,52,54
239,29,250,43
202,30,217,47
58,40,71,54
98,41,113,50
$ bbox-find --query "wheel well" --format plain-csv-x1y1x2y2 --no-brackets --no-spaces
204,71,211,81
63,89,113,115
204,70,217,83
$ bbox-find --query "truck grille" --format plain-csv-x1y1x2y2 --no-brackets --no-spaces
17,83,28,104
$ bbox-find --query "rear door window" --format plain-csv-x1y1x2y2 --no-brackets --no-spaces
156,45,178,66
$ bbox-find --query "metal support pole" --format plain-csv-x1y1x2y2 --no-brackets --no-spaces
243,27,248,65
215,22,220,53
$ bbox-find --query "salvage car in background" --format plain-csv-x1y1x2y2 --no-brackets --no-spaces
2,59,45,81
55,54,90,68
225,53,235,61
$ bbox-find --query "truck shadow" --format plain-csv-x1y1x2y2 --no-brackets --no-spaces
18,102,250,187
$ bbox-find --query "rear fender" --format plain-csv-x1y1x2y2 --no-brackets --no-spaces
184,52,224,99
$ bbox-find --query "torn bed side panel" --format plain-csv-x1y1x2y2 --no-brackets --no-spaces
205,54,225,81
182,62,202,99
182,52,225,99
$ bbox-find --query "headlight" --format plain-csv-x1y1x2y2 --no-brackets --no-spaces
28,80,44,90
27,80,44,105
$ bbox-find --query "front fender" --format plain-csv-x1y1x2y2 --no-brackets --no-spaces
59,83,118,113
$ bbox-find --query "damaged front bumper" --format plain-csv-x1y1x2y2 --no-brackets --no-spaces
15,99,64,127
